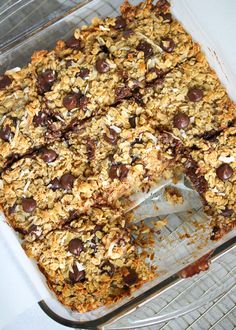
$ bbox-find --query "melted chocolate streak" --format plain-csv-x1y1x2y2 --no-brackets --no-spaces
183,155,208,195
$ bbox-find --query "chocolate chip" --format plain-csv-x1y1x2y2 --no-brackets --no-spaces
69,264,85,283
14,228,28,235
123,29,134,38
216,164,233,181
93,224,104,234
114,16,126,29
76,67,89,79
42,70,56,84
148,78,164,88
173,113,190,129
68,238,83,256
49,178,61,191
15,227,28,235
155,0,169,12
33,111,48,127
8,204,16,214
101,261,115,277
210,225,220,240
108,154,115,163
95,59,110,73
103,128,118,145
6,153,20,166
66,60,73,68
66,36,82,50
68,209,79,221
40,148,58,163
28,224,38,235
123,268,138,286
199,130,220,142
133,89,144,105
78,95,88,110
67,117,79,131
221,207,233,217
109,164,129,180
100,45,109,54
0,75,12,89
0,125,12,142
160,38,175,53
131,138,143,146
63,92,80,110
115,86,132,102
22,197,36,213
86,138,96,160
90,242,98,254
129,116,137,128
109,165,118,179
37,69,57,94
187,87,204,102
131,155,139,164
146,68,165,87
60,173,75,190
212,225,219,234
10,117,18,127
137,41,154,58
159,12,172,22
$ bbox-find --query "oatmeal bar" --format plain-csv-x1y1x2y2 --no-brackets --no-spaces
23,210,155,313
0,140,88,238
182,126,236,217
0,0,199,169
0,111,179,240
144,55,235,144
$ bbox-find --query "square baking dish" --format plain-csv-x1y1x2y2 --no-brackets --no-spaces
0,0,235,329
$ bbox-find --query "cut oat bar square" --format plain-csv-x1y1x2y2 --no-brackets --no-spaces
144,55,235,145
23,209,155,313
182,126,236,217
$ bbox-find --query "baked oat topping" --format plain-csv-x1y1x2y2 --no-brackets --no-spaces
23,209,155,312
184,126,236,217
0,0,202,169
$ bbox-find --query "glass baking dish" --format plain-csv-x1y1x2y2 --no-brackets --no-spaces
0,0,235,329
